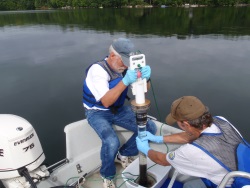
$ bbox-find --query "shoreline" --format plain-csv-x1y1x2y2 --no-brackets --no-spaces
0,4,250,11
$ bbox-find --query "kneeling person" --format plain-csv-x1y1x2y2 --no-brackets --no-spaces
136,96,246,188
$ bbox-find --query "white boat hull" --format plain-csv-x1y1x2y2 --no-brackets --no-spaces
37,119,185,187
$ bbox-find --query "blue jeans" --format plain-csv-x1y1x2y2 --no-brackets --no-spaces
85,106,156,179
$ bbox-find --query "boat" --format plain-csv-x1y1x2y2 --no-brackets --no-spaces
1,53,250,188
1,114,250,188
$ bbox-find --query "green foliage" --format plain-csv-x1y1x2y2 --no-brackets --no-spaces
0,0,249,10
0,6,249,38
0,0,36,10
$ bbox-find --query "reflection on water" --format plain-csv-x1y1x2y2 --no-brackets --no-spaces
1,7,250,37
0,8,250,164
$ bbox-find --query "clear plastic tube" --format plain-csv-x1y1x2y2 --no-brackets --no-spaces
138,124,148,186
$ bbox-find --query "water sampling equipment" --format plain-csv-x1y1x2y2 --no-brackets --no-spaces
129,54,154,187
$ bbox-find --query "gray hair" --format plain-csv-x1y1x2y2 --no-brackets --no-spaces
109,45,120,56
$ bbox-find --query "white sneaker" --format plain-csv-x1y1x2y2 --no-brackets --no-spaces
115,152,135,168
102,177,116,188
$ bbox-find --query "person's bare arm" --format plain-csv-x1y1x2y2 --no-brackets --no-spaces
147,150,170,166
163,132,198,144
101,81,127,108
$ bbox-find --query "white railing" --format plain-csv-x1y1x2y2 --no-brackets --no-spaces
217,171,250,188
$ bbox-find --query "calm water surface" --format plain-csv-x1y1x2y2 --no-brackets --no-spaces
0,7,250,165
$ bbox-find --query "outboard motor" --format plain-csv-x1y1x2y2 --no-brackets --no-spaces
0,114,47,187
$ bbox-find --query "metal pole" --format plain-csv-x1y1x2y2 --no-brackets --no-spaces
43,158,69,171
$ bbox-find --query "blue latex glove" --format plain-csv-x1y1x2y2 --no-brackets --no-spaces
141,65,151,81
122,69,137,86
141,131,164,143
136,137,151,156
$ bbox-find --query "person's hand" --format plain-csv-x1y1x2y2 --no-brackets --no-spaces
141,131,164,143
122,69,137,86
141,65,151,81
136,137,151,156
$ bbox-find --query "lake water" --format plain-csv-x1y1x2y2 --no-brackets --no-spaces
0,7,250,165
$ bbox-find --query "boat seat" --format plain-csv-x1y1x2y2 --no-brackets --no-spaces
64,119,133,160
167,170,250,188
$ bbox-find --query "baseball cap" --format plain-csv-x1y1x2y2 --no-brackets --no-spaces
165,96,207,125
111,38,135,65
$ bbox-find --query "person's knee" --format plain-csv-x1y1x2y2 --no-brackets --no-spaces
105,136,120,153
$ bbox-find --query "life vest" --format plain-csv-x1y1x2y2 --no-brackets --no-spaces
192,116,245,187
82,60,128,112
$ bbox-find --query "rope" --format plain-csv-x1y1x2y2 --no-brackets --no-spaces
149,79,163,122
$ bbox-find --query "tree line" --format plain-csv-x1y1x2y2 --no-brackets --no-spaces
0,0,249,10
1,6,249,37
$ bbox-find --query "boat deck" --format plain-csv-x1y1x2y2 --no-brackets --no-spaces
83,163,126,188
